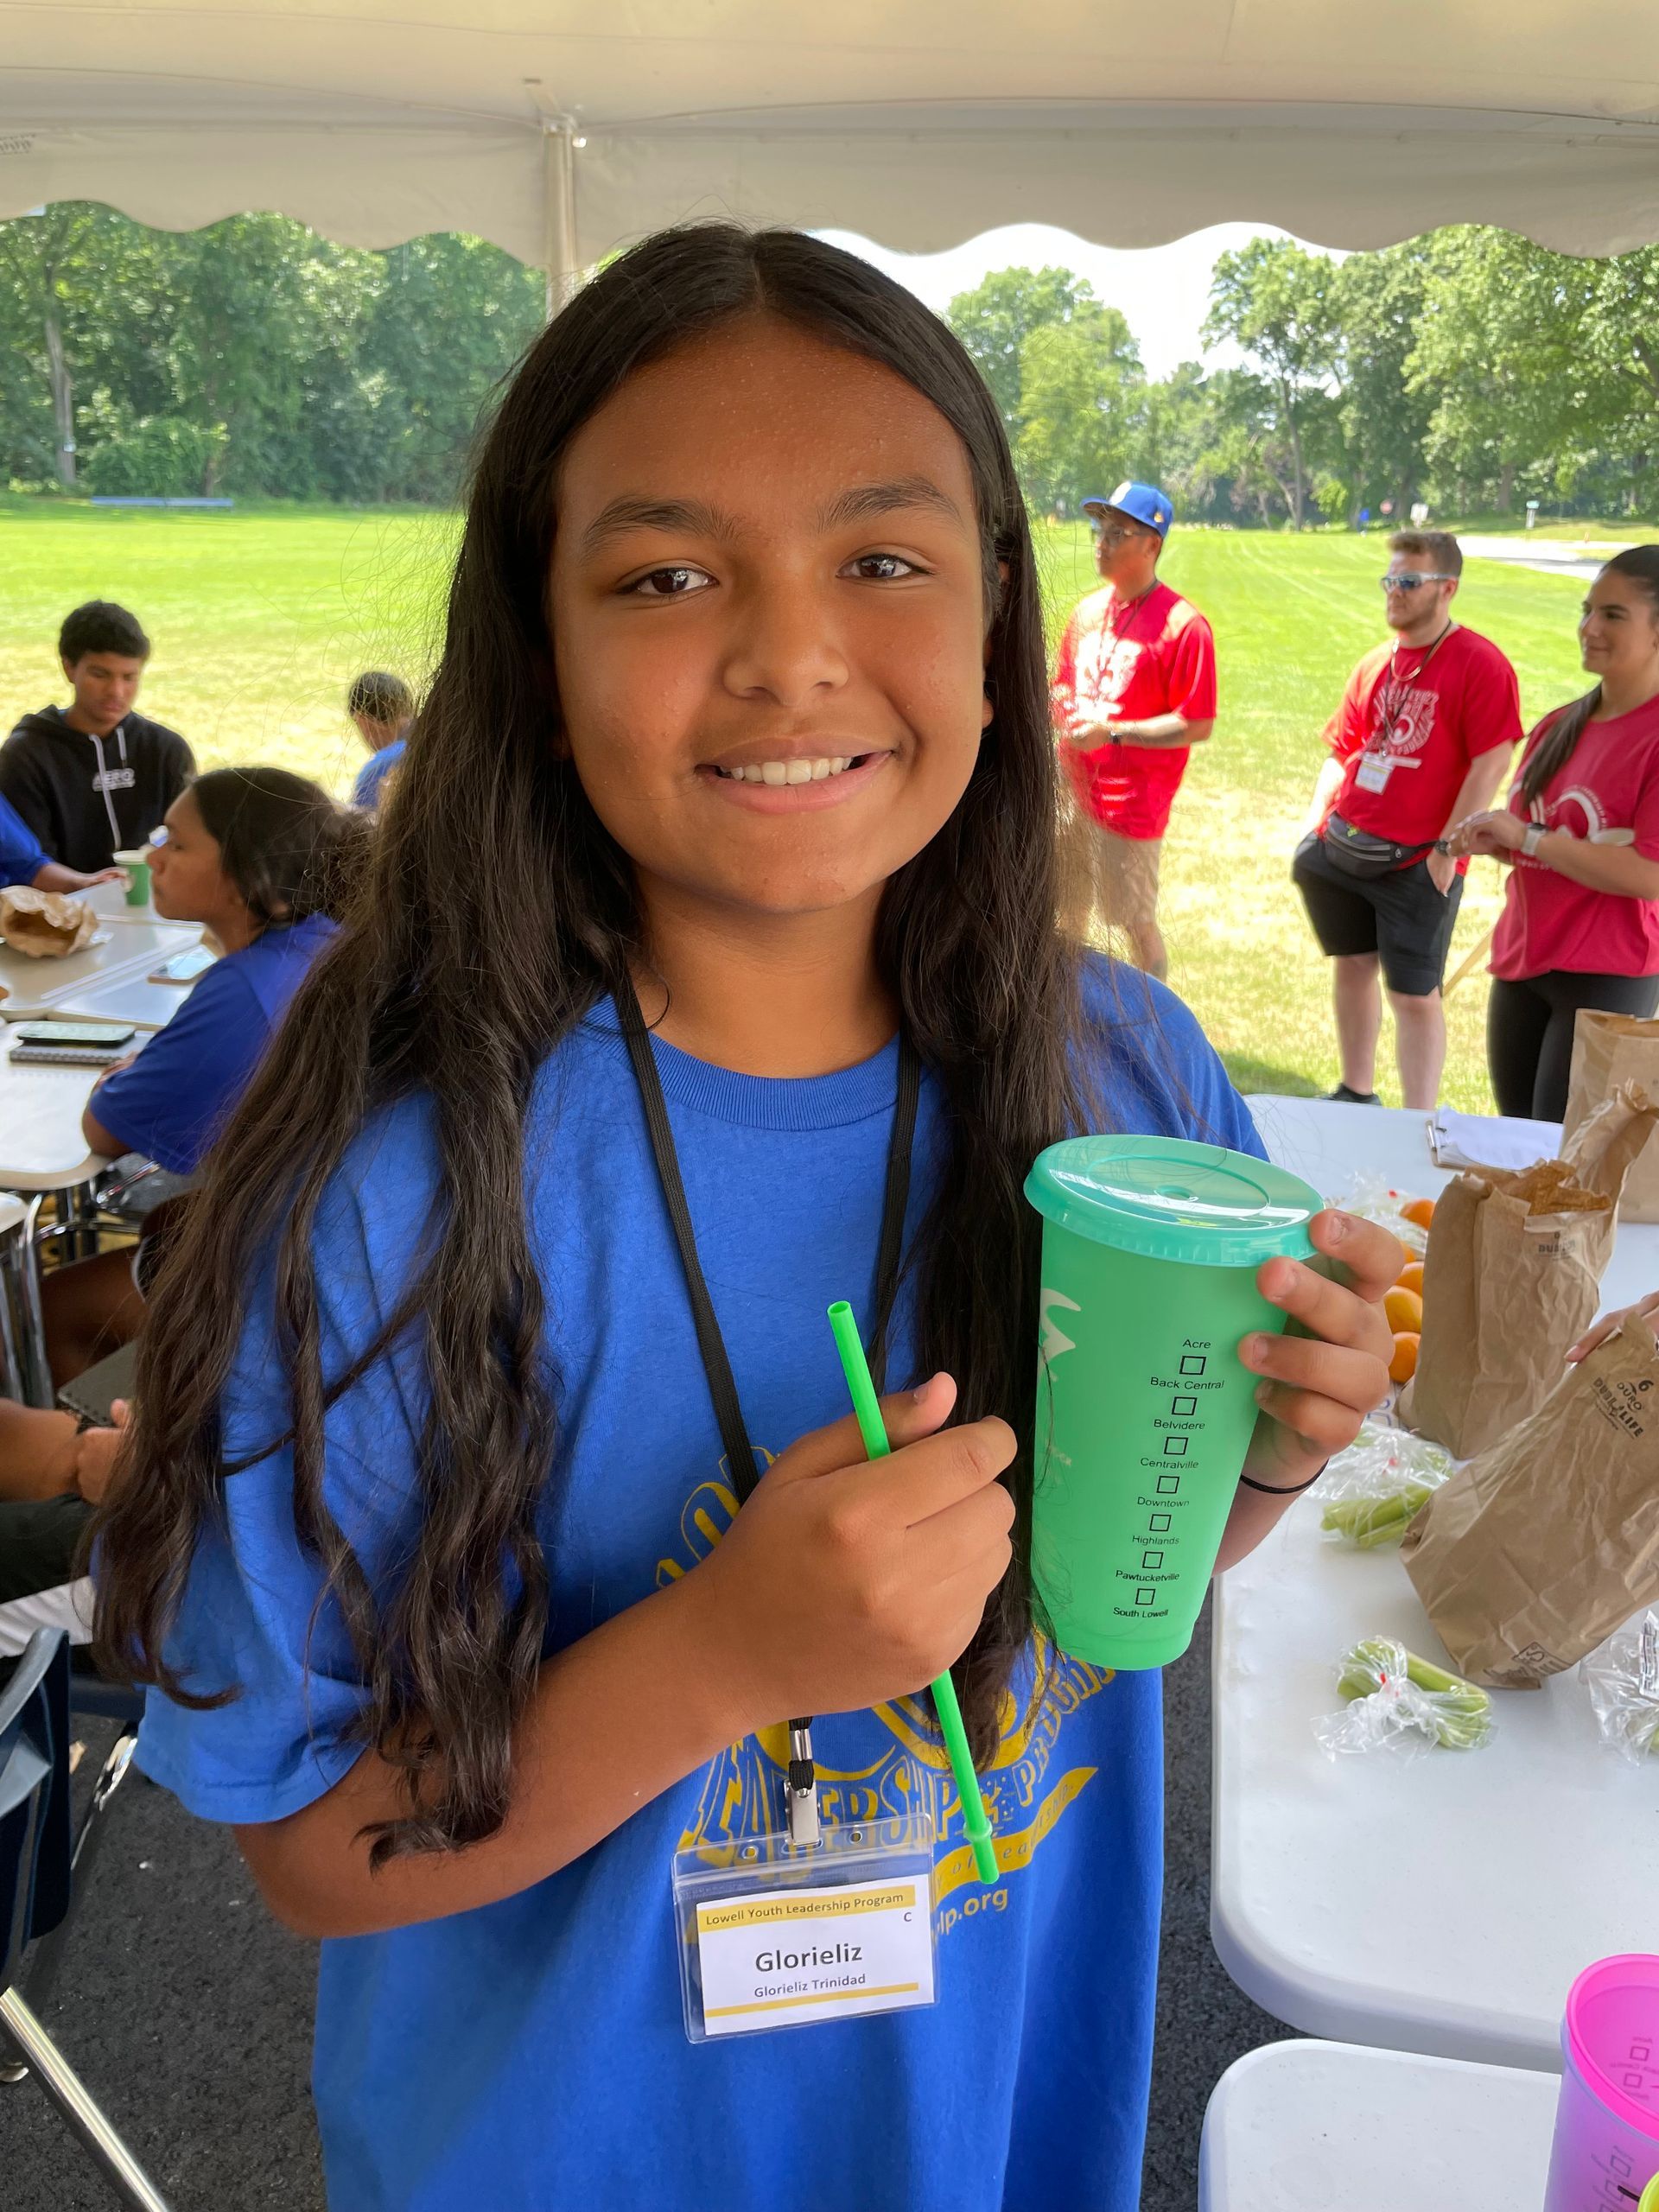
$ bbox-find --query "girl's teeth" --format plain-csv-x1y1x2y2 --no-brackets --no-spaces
720,756,862,785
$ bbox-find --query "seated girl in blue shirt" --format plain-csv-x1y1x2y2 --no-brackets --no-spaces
93,230,1397,2212
41,767,363,1383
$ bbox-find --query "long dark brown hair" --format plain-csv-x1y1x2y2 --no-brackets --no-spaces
94,225,1090,1860
188,766,368,928
1522,544,1659,805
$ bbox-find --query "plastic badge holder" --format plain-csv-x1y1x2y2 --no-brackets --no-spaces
672,1813,936,2044
1544,1955,1659,2212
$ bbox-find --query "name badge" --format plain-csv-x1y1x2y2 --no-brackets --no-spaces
672,1814,937,2043
1355,753,1393,794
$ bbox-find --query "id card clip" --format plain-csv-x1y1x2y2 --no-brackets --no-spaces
784,1719,820,1850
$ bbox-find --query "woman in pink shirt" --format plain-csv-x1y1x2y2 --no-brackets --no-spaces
1452,545,1659,1120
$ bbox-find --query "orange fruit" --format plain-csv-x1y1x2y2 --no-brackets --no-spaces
1383,1286,1424,1334
1400,1197,1436,1231
1395,1261,1425,1296
1389,1331,1420,1383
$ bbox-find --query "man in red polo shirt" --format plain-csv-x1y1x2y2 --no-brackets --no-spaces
1294,530,1522,1109
1052,481,1217,979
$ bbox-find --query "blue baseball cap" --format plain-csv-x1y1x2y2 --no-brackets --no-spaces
1081,481,1173,537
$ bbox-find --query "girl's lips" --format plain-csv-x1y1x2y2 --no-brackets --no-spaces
696,752,892,813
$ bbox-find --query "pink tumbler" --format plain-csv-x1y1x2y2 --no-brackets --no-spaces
1544,1955,1659,2212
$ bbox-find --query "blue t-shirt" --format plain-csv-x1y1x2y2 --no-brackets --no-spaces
137,962,1263,2212
94,912,336,1174
352,739,405,810
0,791,46,887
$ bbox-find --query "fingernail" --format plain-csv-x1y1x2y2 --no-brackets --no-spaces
912,1379,932,1402
1324,1211,1352,1241
1254,1380,1273,1406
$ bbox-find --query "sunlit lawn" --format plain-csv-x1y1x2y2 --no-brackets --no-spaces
0,499,1592,1109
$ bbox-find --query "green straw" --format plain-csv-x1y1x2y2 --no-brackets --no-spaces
827,1300,1001,1886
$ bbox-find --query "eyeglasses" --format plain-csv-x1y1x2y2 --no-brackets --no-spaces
1090,519,1151,544
1381,572,1456,593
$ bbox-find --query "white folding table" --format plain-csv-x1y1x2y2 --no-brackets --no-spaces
1198,2040,1560,2210
0,1051,106,1405
0,921,203,1024
1211,1098,1659,2069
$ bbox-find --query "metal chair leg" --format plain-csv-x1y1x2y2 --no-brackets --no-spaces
17,1191,54,1407
12,1726,142,2038
0,1986,174,2210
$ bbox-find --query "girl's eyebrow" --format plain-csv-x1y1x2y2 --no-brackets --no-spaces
578,475,962,557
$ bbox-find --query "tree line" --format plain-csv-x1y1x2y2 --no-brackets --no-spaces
946,232,1659,528
3,206,1656,523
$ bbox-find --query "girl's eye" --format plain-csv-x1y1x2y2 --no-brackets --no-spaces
627,566,713,598
845,553,921,582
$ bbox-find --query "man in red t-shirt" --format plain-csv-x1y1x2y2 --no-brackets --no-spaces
1052,481,1217,979
1294,531,1522,1109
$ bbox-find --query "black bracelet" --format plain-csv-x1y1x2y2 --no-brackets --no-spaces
1238,1466,1325,1497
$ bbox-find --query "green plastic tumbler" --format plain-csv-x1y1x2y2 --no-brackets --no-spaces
1024,1135,1322,1671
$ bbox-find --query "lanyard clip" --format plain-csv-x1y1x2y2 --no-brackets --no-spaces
784,1719,820,1849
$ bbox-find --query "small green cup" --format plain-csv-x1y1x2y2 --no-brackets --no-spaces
112,849,151,906
1024,1135,1323,1671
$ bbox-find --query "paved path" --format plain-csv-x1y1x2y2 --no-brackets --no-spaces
1459,532,1628,584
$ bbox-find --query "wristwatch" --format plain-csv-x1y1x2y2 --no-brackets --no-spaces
1522,823,1546,859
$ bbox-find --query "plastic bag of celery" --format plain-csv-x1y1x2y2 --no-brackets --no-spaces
1581,1613,1659,1763
1316,1420,1455,1548
1314,1637,1495,1757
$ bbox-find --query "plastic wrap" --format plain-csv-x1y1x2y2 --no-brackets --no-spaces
1315,1419,1455,1548
1581,1613,1659,1763
1314,1636,1495,1758
1342,1174,1429,1258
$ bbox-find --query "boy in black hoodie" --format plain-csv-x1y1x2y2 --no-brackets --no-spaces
0,601,194,872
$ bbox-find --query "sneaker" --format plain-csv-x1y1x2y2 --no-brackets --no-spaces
1325,1083,1382,1106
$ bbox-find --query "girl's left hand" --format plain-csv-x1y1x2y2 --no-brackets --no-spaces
1449,809,1525,860
1236,1210,1402,1493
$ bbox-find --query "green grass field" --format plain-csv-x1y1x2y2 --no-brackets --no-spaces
0,499,1593,1110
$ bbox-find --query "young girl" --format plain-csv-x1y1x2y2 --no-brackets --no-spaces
96,228,1394,2212
1452,546,1659,1121
43,766,363,1381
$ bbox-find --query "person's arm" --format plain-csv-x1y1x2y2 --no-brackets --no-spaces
1569,1291,1659,1362
80,1056,140,1155
1451,805,1659,897
1301,754,1348,838
0,1399,81,1503
1427,747,1512,893
234,1382,1016,1941
1051,615,1081,744
1079,710,1214,750
1214,1209,1400,1573
34,860,124,894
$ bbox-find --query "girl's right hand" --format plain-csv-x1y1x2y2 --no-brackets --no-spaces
689,1372,1016,1732
1567,1290,1659,1363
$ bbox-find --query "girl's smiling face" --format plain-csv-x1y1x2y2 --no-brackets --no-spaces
549,314,995,921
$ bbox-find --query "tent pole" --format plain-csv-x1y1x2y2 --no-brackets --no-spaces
543,122,578,321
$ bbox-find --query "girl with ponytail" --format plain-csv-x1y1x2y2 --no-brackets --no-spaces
92,226,1393,2212
1452,546,1659,1119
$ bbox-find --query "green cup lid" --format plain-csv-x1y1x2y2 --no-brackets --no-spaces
1024,1135,1321,1267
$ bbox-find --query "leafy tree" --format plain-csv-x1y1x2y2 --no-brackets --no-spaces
1203,239,1341,527
1328,245,1435,522
1012,304,1145,517
945,265,1096,442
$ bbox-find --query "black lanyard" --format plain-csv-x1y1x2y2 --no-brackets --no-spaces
614,975,922,1504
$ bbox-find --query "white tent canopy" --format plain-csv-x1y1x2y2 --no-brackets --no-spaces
4,3,1659,273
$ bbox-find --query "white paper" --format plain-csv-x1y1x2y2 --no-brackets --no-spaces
695,1876,934,2037
1427,1109,1562,1173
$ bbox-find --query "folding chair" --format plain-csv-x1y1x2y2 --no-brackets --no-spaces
0,1628,171,2210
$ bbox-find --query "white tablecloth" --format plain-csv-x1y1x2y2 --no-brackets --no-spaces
1213,1097,1659,2068
1198,2041,1560,2210
0,1052,103,1193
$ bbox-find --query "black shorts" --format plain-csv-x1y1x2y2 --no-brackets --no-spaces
1293,834,1464,997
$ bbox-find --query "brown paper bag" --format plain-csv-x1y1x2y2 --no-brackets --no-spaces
0,886,98,958
1401,1318,1659,1687
1564,1012,1659,1222
1397,1085,1658,1457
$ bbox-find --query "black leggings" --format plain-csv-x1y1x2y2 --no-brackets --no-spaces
1487,970,1659,1121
